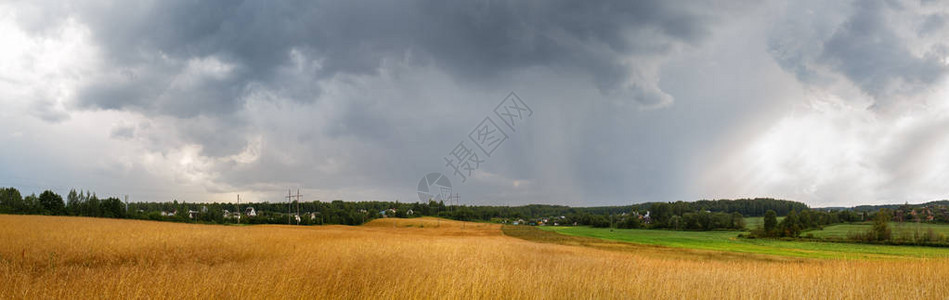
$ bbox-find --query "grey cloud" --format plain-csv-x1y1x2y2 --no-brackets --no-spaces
766,0,848,86
109,124,135,140
62,0,724,119
173,116,253,157
24,0,935,207
768,0,949,106
30,107,69,123
29,97,69,123
75,57,248,118
820,0,947,100
919,13,947,36
32,0,736,164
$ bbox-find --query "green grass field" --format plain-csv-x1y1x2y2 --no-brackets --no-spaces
541,226,949,259
806,222,949,239
743,216,783,229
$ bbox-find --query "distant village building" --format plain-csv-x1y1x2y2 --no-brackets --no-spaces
380,208,397,218
244,207,257,217
223,209,241,219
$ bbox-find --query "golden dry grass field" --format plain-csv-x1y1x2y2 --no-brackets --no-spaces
3,214,949,299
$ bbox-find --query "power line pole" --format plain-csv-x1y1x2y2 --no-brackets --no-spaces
286,189,292,225
457,193,464,230
295,189,303,225
236,194,241,224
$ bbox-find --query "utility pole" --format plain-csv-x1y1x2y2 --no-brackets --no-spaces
457,193,464,230
286,189,292,225
296,189,302,224
285,189,303,225
434,197,440,227
124,195,128,213
236,194,241,224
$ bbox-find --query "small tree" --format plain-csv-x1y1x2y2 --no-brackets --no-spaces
619,216,643,229
38,190,65,215
731,212,745,230
66,189,81,216
0,187,24,213
778,210,802,237
100,197,126,219
763,210,777,235
669,215,682,230
590,215,611,228
870,209,891,241
23,194,44,214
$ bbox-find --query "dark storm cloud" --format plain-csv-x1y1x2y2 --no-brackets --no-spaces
821,0,947,99
63,0,720,120
11,0,738,165
769,0,949,104
12,0,949,206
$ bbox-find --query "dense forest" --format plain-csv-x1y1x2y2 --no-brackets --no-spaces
849,200,949,212
1,187,826,231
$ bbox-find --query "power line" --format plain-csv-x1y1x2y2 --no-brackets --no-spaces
295,189,302,225
286,189,292,225
456,193,464,230
285,188,303,225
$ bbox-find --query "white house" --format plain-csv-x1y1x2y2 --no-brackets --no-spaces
244,207,257,217
223,209,241,219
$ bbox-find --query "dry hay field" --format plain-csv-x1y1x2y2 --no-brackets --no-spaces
2,215,949,299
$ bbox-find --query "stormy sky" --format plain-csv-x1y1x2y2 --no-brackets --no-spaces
2,0,949,207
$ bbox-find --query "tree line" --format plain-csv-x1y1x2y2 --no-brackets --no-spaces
1,187,819,231
0,188,127,218
746,209,865,238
